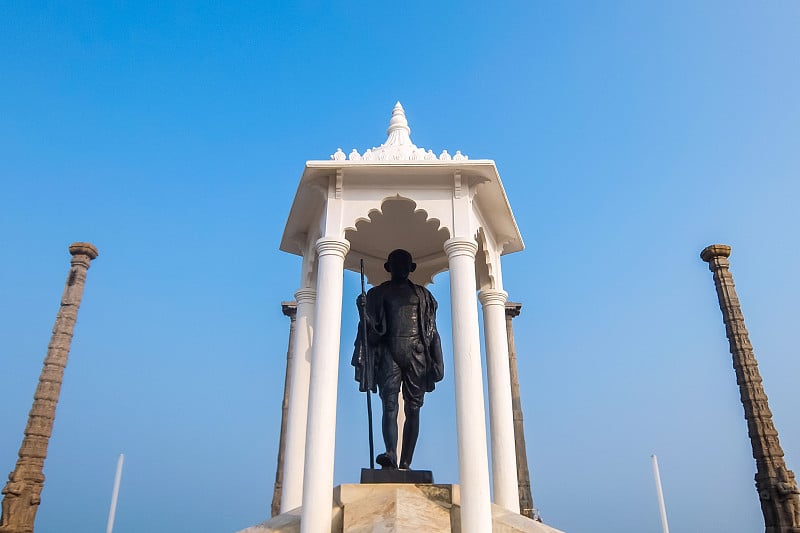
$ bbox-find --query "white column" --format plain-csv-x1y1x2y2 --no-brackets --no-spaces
300,237,349,533
479,289,520,513
280,288,316,513
443,237,493,533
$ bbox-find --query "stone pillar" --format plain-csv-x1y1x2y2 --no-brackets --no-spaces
701,244,800,533
443,237,493,533
505,302,536,520
300,238,349,533
1,242,99,533
280,289,316,513
478,289,519,513
272,301,297,517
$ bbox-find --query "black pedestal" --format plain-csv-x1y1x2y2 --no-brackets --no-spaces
360,468,434,484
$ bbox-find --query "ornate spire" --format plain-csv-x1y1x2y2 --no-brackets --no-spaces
385,101,412,145
331,102,468,162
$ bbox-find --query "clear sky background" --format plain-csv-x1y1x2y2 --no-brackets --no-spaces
1,2,798,532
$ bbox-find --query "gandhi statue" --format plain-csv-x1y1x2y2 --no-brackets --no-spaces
352,249,444,470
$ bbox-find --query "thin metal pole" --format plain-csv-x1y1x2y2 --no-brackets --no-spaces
651,454,669,533
106,453,125,533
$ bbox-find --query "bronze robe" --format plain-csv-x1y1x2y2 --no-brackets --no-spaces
352,280,444,394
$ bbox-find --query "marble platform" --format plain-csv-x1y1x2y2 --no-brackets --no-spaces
237,484,564,533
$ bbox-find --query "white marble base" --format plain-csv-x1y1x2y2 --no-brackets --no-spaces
237,484,564,533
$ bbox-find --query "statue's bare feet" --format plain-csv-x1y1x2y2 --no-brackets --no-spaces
376,453,398,469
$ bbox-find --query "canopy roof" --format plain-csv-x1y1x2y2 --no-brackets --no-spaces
280,103,524,286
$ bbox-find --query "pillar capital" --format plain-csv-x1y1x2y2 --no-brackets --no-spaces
443,237,478,259
700,244,731,270
68,242,98,269
294,288,317,305
478,289,508,307
315,237,349,259
505,302,522,318
68,242,99,260
281,301,298,319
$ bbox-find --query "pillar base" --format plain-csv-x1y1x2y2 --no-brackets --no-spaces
360,468,433,484
237,484,564,533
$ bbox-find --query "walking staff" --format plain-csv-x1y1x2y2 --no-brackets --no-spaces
359,259,376,469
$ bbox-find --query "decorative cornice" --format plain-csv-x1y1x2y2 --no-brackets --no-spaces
330,102,469,163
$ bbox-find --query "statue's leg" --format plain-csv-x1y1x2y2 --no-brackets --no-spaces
380,392,398,465
377,357,401,469
399,402,420,469
398,341,427,469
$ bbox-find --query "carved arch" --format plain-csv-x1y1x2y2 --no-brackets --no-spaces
343,194,447,236
343,196,451,287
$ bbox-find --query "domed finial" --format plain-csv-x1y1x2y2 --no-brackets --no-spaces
343,101,470,161
386,101,411,141
387,101,410,135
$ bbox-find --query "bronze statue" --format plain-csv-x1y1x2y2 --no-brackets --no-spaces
352,249,444,470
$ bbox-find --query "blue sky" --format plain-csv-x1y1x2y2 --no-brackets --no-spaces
1,2,799,532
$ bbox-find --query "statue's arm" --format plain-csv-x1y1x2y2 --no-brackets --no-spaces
421,287,444,383
423,287,440,336
429,331,444,382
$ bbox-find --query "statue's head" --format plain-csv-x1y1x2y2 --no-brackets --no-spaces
385,249,416,279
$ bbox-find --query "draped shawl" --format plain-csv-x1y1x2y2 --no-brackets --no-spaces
352,280,444,393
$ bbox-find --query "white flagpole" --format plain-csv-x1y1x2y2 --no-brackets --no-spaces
651,454,670,533
106,453,125,533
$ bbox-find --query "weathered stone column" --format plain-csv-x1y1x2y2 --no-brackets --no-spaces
280,288,315,513
272,301,297,517
479,289,519,513
505,301,536,520
701,244,800,533
301,237,349,533
443,237,493,533
1,242,99,533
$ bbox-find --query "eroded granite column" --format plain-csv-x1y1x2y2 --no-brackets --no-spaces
1,242,99,533
272,301,297,517
701,244,800,533
505,301,536,520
